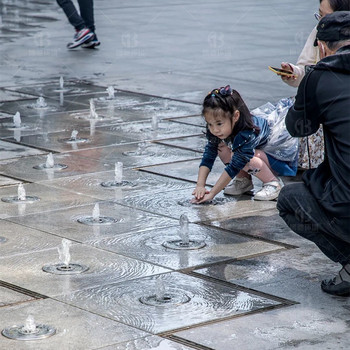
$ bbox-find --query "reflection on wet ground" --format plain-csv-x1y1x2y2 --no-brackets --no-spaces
0,81,293,349
2,78,346,350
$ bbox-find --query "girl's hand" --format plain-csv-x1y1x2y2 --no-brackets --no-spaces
192,191,215,204
192,186,209,200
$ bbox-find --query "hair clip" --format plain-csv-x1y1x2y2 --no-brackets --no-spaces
219,85,232,96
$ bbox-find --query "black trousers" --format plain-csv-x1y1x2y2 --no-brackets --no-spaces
57,0,95,33
277,183,350,265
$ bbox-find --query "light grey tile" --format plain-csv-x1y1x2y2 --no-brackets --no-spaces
57,272,281,334
0,299,148,350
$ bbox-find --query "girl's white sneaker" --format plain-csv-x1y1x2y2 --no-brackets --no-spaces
254,181,282,201
224,177,253,195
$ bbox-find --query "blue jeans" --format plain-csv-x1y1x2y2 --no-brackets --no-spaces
57,0,95,32
277,183,350,265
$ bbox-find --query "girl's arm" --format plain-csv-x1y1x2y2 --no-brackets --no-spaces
192,166,211,200
193,139,219,201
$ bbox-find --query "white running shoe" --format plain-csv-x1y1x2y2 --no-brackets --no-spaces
254,180,282,201
67,28,94,49
224,177,253,196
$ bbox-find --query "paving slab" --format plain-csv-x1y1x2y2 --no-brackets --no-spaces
0,175,21,188
0,299,148,350
204,208,304,245
7,201,179,242
0,89,34,102
165,115,205,127
138,158,223,186
95,119,204,142
69,142,202,169
98,335,195,350
0,182,95,219
0,152,113,182
0,96,86,117
0,219,65,258
4,80,106,98
87,223,285,271
0,140,45,160
0,108,131,139
2,129,135,153
0,286,34,308
0,242,169,297
114,187,275,223
154,134,206,153
57,272,282,334
39,168,194,201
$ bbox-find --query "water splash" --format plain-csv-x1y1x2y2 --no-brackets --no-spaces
17,183,26,201
45,153,55,168
22,315,37,334
151,115,158,130
59,76,64,90
90,119,96,136
57,239,72,267
155,279,166,301
114,162,123,184
179,214,190,245
13,111,21,128
106,86,115,99
70,130,78,141
89,99,98,119
59,91,64,106
35,96,47,109
92,203,100,222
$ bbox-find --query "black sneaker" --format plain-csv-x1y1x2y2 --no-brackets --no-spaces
82,34,101,49
67,28,94,49
321,277,350,296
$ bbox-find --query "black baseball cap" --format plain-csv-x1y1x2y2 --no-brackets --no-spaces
314,11,350,46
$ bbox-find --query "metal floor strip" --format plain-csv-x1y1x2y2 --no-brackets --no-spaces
0,280,48,299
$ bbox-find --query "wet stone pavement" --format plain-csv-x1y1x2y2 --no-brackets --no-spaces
1,1,350,349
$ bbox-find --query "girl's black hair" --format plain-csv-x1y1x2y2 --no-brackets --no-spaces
202,87,258,138
320,0,350,11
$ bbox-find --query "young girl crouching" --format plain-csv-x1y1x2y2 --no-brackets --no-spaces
192,85,298,203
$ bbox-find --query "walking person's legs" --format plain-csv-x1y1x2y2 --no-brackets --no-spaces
77,0,100,48
77,0,95,32
56,0,85,30
56,0,94,49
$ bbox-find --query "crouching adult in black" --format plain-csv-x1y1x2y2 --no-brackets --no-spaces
277,11,350,296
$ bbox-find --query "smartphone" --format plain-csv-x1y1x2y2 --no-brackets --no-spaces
268,66,296,77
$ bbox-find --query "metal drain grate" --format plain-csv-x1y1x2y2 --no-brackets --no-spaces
0,280,48,300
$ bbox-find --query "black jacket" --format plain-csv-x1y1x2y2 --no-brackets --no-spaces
286,45,350,223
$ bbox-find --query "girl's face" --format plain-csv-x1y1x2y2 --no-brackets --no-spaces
319,0,333,18
205,110,240,140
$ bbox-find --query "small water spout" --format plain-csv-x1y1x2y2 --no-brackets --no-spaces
92,203,100,222
106,86,115,99
70,130,78,141
59,76,64,90
135,141,147,155
114,162,123,184
155,279,166,302
45,153,55,168
179,214,190,246
13,111,21,128
35,96,47,109
59,91,64,106
151,115,158,130
57,239,72,267
17,183,26,201
89,99,98,119
22,315,37,334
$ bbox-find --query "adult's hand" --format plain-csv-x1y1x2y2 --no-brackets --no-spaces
280,62,297,82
